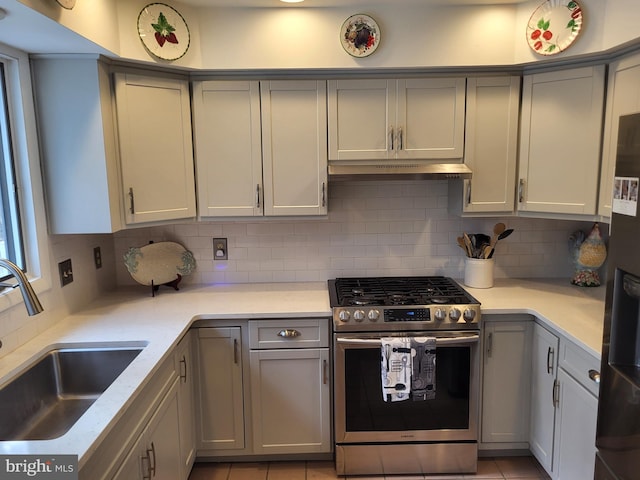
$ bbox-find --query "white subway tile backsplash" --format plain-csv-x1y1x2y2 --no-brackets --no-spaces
112,181,603,286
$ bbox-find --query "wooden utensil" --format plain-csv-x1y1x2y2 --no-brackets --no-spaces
488,228,514,258
463,233,473,257
491,222,506,246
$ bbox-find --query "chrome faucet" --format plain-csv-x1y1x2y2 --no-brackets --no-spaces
0,259,43,316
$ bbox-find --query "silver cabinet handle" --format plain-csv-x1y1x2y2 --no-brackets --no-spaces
277,329,301,338
233,338,239,365
148,442,156,477
323,359,328,385
389,126,394,151
589,369,601,384
486,332,493,358
256,184,261,209
142,452,152,480
322,182,326,207
553,379,560,408
398,126,403,151
465,180,472,207
546,347,554,375
518,178,526,203
179,355,187,383
129,187,135,214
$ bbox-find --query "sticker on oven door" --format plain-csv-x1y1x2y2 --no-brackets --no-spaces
612,176,639,216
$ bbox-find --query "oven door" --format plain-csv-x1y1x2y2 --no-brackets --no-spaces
334,331,479,444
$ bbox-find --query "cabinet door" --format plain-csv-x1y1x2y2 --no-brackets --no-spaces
145,379,182,480
175,332,195,477
518,66,605,215
111,379,182,480
482,321,532,444
529,323,559,474
327,79,395,161
192,80,263,217
396,78,466,159
598,52,640,216
249,348,331,454
114,73,196,224
554,369,598,480
261,80,328,216
459,77,520,214
195,327,245,451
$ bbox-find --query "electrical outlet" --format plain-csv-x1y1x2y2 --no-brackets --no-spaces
93,246,102,269
59,259,73,287
213,238,228,260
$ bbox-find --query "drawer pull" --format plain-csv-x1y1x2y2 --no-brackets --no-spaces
277,329,301,339
589,369,601,384
546,346,554,375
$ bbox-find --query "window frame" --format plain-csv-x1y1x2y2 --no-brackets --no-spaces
0,43,51,312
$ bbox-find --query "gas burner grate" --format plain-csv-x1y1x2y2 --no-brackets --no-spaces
331,276,476,307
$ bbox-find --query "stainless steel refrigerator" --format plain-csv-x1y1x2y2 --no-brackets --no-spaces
595,112,640,479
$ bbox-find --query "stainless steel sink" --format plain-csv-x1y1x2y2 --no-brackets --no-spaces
0,345,144,441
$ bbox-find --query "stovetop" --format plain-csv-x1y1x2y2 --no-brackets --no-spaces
329,276,481,332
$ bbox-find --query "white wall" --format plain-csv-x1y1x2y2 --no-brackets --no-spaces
114,181,600,287
0,234,116,358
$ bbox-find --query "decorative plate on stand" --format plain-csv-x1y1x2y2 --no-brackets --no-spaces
340,14,380,58
123,241,195,291
526,0,583,55
138,3,190,61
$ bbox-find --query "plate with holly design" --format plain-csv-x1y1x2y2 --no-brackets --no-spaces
526,0,582,56
138,3,190,61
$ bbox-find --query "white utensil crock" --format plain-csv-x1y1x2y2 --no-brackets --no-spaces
464,258,494,289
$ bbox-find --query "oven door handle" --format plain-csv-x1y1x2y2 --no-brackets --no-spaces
336,334,479,346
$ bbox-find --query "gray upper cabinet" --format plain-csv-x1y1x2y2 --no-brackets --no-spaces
518,66,605,216
450,76,520,215
192,79,328,218
32,58,196,233
32,58,122,234
328,78,466,162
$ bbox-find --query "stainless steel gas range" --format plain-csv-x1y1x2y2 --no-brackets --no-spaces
329,276,481,476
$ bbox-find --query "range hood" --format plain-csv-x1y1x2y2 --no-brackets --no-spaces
328,163,472,181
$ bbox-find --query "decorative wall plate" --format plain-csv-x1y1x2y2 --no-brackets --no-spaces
138,3,190,61
56,0,76,9
526,0,583,56
123,241,195,287
340,14,380,58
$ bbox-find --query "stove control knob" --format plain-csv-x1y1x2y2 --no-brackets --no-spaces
449,308,462,321
368,309,380,321
463,308,477,322
434,308,447,322
338,310,351,322
353,310,366,322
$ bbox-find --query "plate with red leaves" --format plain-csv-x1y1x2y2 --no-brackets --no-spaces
340,14,380,58
138,3,190,61
526,0,583,56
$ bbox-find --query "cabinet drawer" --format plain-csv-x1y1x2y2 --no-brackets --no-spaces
249,319,329,349
559,339,600,397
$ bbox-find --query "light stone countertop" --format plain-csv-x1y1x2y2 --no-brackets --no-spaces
0,278,606,468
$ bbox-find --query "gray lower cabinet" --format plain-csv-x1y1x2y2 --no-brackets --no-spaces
195,327,245,453
481,317,600,479
529,323,559,473
194,319,331,458
481,317,532,447
249,318,331,454
112,378,182,480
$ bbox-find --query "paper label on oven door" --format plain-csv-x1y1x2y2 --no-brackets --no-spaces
612,176,639,216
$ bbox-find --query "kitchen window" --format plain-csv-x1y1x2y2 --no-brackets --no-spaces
0,60,25,278
0,45,50,305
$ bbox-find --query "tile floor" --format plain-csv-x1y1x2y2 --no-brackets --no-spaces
188,457,551,480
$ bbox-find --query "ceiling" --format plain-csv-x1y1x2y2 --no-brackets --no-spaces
179,0,531,7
